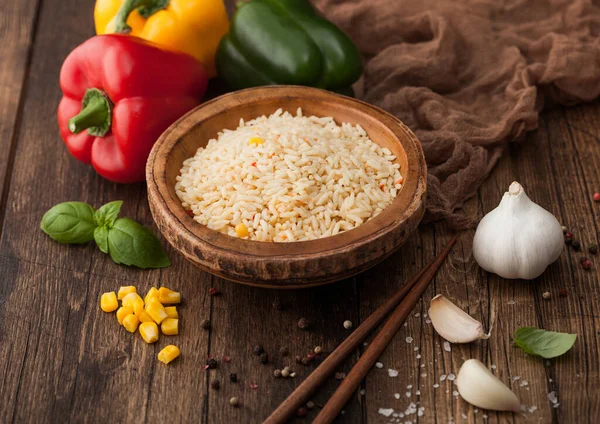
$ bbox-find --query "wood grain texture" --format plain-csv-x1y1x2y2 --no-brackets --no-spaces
0,0,599,422
147,86,427,287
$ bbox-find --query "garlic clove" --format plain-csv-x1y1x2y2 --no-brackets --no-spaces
428,295,490,343
456,359,520,412
473,181,564,280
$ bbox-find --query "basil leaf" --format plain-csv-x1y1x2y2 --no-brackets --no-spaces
94,200,123,228
40,201,97,244
94,226,109,254
514,327,577,359
106,218,171,269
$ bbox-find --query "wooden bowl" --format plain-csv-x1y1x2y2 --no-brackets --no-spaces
147,86,426,288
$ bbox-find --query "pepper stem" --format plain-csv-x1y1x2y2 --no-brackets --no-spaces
114,0,170,33
68,88,112,137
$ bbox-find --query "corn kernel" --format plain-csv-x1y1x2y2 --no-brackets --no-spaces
161,318,179,335
157,345,180,365
117,286,136,300
145,298,168,324
139,322,159,343
144,287,159,304
235,223,249,238
123,314,140,333
122,292,143,308
116,306,133,324
133,298,145,315
100,292,118,312
158,287,181,304
249,137,264,146
137,310,154,323
165,306,178,319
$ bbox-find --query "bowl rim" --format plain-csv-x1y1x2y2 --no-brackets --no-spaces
147,86,427,285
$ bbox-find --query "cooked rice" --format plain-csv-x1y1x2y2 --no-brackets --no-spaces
175,108,403,242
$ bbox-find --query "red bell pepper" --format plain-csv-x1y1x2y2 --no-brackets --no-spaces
58,35,208,183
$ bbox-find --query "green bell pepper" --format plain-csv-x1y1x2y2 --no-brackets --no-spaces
216,0,363,93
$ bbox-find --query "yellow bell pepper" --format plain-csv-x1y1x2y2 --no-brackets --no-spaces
94,0,229,78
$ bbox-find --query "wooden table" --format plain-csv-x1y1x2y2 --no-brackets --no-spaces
1,0,599,423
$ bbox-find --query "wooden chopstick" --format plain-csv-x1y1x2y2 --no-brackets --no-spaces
313,235,457,423
264,236,458,424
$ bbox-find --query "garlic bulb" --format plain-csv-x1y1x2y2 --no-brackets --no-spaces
456,359,520,412
428,295,490,343
473,181,563,280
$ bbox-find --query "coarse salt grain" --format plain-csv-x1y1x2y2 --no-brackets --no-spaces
447,373,456,381
388,369,399,377
375,362,384,369
394,393,400,399
378,408,394,417
443,341,451,352
405,337,413,344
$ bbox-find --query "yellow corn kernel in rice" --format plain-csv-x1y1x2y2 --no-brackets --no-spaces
235,223,249,238
249,137,264,146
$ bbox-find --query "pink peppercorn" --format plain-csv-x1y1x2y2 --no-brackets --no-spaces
594,192,600,202
581,259,592,270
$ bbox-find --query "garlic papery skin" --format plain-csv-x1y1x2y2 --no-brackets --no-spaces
473,181,564,280
456,359,520,412
428,295,490,343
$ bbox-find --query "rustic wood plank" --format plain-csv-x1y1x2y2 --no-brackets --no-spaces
0,0,40,229
206,276,363,423
0,0,207,421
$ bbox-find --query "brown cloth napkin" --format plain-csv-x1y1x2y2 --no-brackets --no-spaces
314,0,600,228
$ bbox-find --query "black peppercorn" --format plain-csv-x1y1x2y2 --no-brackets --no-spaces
206,358,218,369
229,373,238,383
272,300,282,310
572,241,581,251
295,355,303,364
254,345,265,355
259,352,269,364
279,347,289,356
589,244,598,254
210,380,220,390
201,319,211,329
298,317,310,330
301,357,311,365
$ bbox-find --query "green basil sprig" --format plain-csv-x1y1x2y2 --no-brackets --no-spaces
41,201,170,269
514,327,576,359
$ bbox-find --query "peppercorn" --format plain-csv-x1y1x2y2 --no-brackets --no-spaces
306,353,316,361
314,346,323,355
272,300,283,310
206,358,218,369
297,407,308,417
274,369,282,378
254,345,264,355
589,244,598,255
565,232,574,245
259,352,269,364
559,288,568,297
343,320,353,329
581,259,592,270
561,226,568,234
279,347,289,356
209,287,220,296
201,319,211,329
298,318,310,330
593,192,600,202
229,373,238,383
281,368,290,378
210,380,220,390
229,397,239,407
295,355,303,364
542,291,551,300
306,401,315,410
572,241,581,251
301,357,311,366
